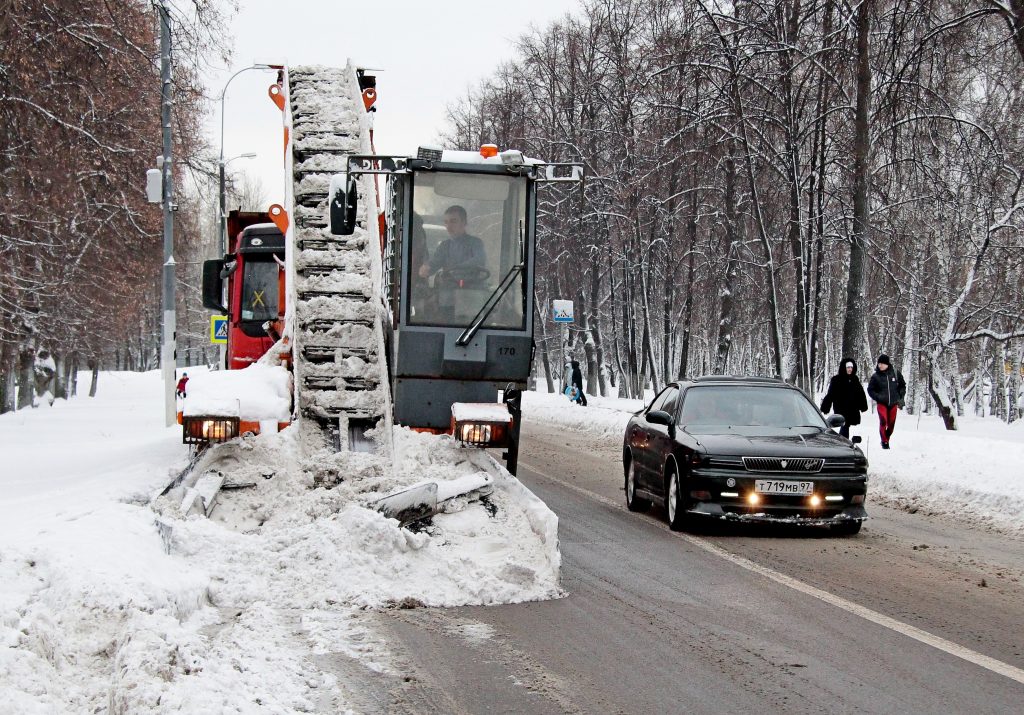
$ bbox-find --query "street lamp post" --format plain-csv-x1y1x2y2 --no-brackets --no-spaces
218,64,275,255
218,151,257,250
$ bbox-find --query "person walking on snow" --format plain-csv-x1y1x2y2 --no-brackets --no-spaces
570,360,588,407
820,358,868,439
175,372,189,398
866,354,906,449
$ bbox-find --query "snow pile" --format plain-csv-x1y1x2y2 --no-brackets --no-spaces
183,364,292,421
0,371,561,713
156,424,560,610
862,414,1024,535
522,387,1024,534
522,389,643,438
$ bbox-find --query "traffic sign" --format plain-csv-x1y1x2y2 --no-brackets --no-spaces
552,299,574,323
210,315,228,344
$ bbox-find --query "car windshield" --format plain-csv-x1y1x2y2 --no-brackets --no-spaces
407,171,528,330
678,385,825,430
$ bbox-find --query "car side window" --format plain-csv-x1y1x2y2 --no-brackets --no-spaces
661,388,679,419
647,387,671,414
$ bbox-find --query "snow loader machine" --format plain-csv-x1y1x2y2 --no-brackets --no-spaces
188,64,582,476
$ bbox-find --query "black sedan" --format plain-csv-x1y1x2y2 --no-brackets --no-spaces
623,377,868,535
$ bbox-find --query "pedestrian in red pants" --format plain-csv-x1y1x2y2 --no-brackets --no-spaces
866,354,906,449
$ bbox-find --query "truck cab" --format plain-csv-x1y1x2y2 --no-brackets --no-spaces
202,213,286,370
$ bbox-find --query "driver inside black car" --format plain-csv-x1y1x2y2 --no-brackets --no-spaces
417,204,487,285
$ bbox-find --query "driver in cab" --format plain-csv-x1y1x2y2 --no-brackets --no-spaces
417,205,486,286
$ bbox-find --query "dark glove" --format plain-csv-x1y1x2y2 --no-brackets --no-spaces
897,400,905,408
819,403,827,413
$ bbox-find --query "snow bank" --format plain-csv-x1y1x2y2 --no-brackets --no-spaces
522,389,643,438
522,388,1024,534
183,364,292,421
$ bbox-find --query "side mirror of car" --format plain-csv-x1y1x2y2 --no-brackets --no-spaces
851,435,862,444
647,409,674,427
826,414,846,429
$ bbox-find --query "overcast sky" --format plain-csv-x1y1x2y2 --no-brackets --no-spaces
204,0,582,205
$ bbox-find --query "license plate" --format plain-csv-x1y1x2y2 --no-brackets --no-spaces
755,480,813,495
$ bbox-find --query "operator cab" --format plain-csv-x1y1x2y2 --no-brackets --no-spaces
329,146,582,471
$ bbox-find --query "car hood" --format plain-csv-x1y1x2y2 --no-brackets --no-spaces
685,427,858,458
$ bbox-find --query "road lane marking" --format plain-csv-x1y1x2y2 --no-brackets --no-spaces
519,460,1024,687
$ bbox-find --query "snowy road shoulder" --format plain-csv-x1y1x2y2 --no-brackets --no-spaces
522,389,1024,536
0,372,561,713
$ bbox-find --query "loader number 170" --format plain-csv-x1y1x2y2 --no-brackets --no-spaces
498,347,516,356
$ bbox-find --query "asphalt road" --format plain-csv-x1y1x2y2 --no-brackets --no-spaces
360,422,1024,714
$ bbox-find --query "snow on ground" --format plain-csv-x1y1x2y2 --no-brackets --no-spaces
0,371,560,713
524,388,1024,535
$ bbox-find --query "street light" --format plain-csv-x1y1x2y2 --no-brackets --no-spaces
218,63,278,254
219,151,257,251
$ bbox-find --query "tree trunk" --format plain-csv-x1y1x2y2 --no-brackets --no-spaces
0,341,13,414
841,0,872,361
69,351,79,397
54,351,68,400
88,357,99,397
715,146,741,373
17,345,35,409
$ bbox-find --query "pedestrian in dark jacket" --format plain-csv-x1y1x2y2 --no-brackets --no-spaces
820,358,868,439
570,360,588,406
866,354,906,449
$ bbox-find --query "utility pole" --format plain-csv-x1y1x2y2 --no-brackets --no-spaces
159,1,176,427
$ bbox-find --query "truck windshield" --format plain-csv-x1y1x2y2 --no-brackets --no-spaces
407,172,528,329
240,259,279,322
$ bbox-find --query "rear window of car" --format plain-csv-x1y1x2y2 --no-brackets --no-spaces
679,385,825,429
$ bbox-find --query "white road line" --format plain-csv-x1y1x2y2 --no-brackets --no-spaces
519,460,1024,687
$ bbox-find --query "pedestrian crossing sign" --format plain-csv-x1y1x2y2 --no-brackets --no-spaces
210,315,228,344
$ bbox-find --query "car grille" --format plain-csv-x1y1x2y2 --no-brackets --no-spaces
742,456,823,473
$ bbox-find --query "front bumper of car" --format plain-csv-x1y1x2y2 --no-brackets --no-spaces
685,471,868,523
685,502,868,525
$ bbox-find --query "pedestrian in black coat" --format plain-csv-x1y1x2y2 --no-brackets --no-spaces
866,353,907,449
820,358,868,439
570,360,588,407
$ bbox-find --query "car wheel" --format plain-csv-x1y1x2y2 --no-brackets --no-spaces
832,520,862,536
666,469,688,531
625,457,650,512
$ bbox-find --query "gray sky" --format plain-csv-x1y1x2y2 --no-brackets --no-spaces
206,0,582,205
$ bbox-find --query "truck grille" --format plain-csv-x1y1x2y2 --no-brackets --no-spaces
742,456,823,473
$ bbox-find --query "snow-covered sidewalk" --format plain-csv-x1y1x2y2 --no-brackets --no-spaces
0,372,560,712
523,389,1024,535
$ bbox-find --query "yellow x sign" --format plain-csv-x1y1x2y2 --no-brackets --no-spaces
252,290,265,308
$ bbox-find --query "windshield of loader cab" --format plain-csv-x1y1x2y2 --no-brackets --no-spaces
240,259,279,322
407,171,527,329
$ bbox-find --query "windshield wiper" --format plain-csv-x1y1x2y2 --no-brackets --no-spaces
455,220,525,347
455,263,522,346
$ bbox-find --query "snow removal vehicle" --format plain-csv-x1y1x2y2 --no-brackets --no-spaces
182,64,582,476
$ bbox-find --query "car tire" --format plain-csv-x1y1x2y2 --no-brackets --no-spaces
625,457,650,512
666,469,689,531
832,520,862,536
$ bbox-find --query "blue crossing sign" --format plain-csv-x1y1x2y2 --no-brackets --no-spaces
552,299,574,324
210,315,228,344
